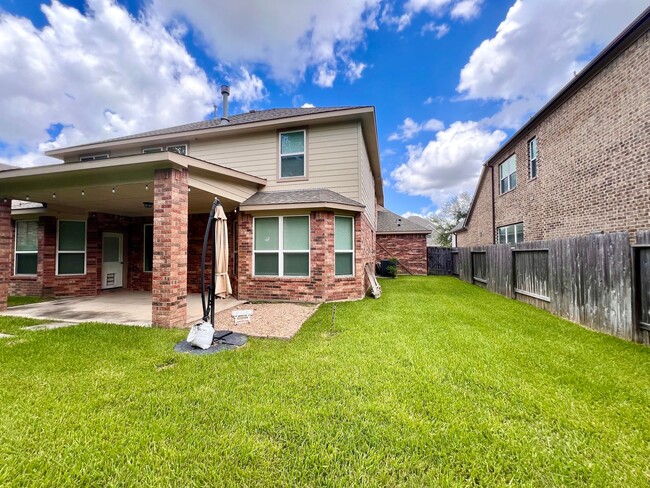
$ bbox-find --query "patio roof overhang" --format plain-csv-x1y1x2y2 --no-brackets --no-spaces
0,152,266,217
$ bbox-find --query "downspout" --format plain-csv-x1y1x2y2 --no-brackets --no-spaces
490,164,496,244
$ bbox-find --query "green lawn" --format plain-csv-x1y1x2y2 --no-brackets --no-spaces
7,295,50,307
1,277,649,487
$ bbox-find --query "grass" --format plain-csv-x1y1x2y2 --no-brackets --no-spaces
7,295,49,307
1,276,649,486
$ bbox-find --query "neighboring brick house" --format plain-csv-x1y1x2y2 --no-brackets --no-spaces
0,102,383,327
456,8,649,247
376,206,429,275
406,215,440,247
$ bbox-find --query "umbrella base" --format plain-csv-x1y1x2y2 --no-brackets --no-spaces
214,330,248,346
174,330,247,355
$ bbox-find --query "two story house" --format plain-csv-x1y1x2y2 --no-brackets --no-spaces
456,7,649,247
0,102,383,327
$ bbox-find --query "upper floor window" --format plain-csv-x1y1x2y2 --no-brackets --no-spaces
57,220,86,275
279,130,306,178
499,154,516,194
79,153,109,162
142,145,187,155
497,223,524,244
254,216,309,277
528,137,538,179
167,144,187,155
15,221,38,275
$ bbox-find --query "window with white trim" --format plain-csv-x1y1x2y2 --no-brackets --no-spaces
79,153,109,161
254,216,309,276
14,221,38,275
528,137,538,179
335,216,354,276
143,224,153,272
57,220,86,275
497,223,524,244
499,154,517,194
166,144,187,155
279,130,306,178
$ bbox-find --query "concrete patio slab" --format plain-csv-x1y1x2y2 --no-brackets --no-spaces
0,291,246,327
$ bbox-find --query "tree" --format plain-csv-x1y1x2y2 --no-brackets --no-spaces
426,192,471,247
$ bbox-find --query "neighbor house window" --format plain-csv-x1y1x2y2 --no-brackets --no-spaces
143,224,153,272
57,220,86,275
335,216,354,276
79,153,109,161
254,216,309,276
499,154,517,194
528,137,538,179
166,144,187,155
14,221,38,275
279,130,306,178
497,223,524,244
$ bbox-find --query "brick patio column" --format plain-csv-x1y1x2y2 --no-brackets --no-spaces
0,200,11,311
152,168,188,328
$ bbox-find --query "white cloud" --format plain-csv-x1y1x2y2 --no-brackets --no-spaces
346,61,368,82
380,5,412,32
0,0,216,167
391,121,506,203
155,0,380,86
229,68,267,112
388,117,445,141
405,0,453,16
458,0,647,101
451,0,482,20
421,22,450,38
301,103,316,108
313,64,337,88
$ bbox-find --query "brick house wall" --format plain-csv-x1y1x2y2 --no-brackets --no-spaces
376,234,427,275
236,211,374,302
461,29,650,246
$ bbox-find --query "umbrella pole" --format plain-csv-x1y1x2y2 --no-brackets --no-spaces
201,197,220,323
210,205,217,327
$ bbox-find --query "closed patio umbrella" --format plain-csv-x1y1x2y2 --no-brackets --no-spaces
214,203,232,299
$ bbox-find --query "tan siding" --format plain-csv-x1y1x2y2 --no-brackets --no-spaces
189,122,361,201
358,124,376,227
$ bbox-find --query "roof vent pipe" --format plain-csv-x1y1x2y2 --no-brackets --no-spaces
220,85,230,125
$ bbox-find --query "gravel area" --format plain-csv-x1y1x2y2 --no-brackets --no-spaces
214,302,319,339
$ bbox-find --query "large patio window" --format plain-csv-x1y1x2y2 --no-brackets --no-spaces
14,220,38,275
57,220,86,275
335,216,354,276
254,216,309,277
143,224,153,272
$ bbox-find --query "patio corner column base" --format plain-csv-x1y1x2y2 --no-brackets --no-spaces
0,199,10,311
151,167,188,328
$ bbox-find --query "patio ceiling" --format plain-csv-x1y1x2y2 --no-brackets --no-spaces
0,152,265,216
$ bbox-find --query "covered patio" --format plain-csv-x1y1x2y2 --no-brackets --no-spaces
0,151,265,327
0,291,245,326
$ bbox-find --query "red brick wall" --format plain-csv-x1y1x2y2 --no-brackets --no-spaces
463,30,650,245
152,167,189,328
0,200,12,310
376,233,427,275
236,211,374,302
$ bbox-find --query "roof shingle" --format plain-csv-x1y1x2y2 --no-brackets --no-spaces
241,188,364,208
377,207,430,234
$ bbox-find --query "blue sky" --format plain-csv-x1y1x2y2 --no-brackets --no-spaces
0,0,647,216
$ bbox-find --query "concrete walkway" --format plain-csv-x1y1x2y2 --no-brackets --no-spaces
0,291,245,327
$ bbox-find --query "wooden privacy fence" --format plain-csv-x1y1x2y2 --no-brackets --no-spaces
427,247,453,275
454,230,650,345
